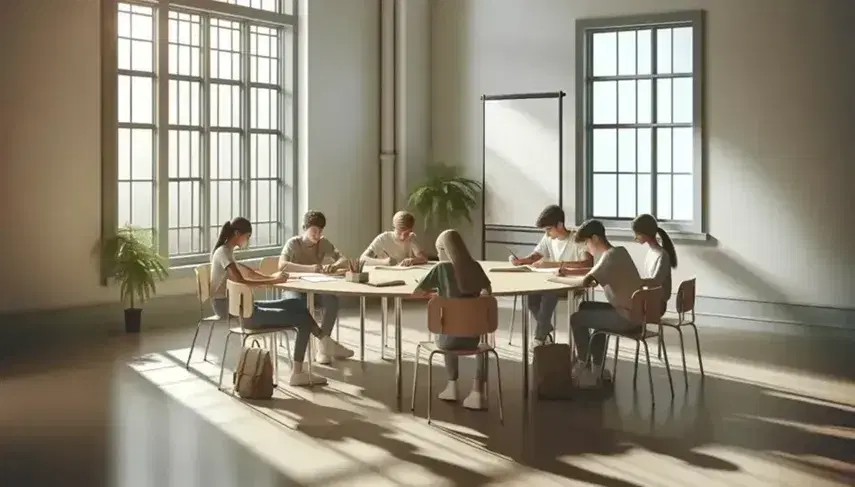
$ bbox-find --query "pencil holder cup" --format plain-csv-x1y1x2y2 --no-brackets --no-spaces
345,271,369,283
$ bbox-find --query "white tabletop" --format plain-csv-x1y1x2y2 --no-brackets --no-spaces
275,261,587,297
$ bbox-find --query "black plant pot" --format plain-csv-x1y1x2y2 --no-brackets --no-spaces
124,308,142,333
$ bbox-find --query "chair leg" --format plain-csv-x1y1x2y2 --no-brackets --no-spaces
283,331,293,367
659,336,675,398
657,324,664,360
427,351,437,424
676,327,688,388
641,340,655,405
271,333,279,388
508,295,517,345
335,316,340,342
217,332,233,390
186,321,203,368
411,345,421,412
612,336,620,381
633,341,641,386
688,323,705,379
490,349,504,425
203,321,216,362
381,297,388,358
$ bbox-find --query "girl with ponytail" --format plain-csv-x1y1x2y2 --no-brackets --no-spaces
632,214,677,317
209,216,351,387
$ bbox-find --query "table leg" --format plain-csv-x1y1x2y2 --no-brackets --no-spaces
381,296,388,360
359,296,366,361
521,294,530,398
307,292,316,356
395,297,403,400
567,291,574,355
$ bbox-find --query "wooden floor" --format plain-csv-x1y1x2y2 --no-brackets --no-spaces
1,302,854,486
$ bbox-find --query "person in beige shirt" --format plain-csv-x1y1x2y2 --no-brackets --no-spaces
360,211,429,266
278,210,353,364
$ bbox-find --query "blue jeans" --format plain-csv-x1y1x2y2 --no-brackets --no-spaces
527,292,559,340
282,291,340,336
212,297,323,363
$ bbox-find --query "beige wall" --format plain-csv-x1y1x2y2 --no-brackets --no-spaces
0,0,379,313
432,0,855,312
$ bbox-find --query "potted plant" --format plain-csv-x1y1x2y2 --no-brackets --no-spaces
99,226,168,333
407,162,483,231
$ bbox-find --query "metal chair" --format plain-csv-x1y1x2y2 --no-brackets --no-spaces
217,280,318,390
186,264,227,368
411,296,505,424
589,287,675,405
659,278,704,386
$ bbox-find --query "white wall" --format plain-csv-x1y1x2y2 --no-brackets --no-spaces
0,0,379,314
432,0,855,315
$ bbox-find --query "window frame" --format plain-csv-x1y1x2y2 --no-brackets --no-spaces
101,0,298,273
574,10,706,238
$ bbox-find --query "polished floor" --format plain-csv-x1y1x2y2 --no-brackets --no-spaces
1,300,854,486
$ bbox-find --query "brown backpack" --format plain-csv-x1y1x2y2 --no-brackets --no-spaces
232,339,274,400
533,343,575,400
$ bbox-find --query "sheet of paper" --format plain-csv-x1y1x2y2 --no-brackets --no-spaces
375,265,417,271
489,266,532,273
300,275,340,283
528,266,557,273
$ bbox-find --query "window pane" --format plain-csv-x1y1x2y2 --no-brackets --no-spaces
118,9,132,38
637,79,652,124
251,180,272,222
211,181,241,227
210,19,241,81
212,132,241,180
592,129,616,172
130,7,154,41
672,27,693,73
131,76,153,124
637,128,652,173
656,128,672,173
131,129,153,180
637,174,652,215
617,31,636,76
672,175,693,221
617,129,635,173
592,32,617,77
592,81,617,125
118,38,131,70
118,128,131,180
214,0,280,13
118,75,131,123
169,182,179,227
251,25,280,85
636,29,652,75
211,84,241,128
656,78,671,123
118,182,131,226
251,88,278,130
656,28,672,74
656,175,672,220
178,181,200,227
131,181,154,229
169,130,202,179
252,133,276,178
672,128,693,174
672,77,693,124
617,80,635,124
593,174,617,218
131,40,153,71
618,174,636,218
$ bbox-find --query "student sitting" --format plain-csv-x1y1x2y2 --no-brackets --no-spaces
360,211,429,266
413,229,492,410
278,210,354,364
632,214,677,317
210,217,349,386
559,219,643,381
510,205,593,345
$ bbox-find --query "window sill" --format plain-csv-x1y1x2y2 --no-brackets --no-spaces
604,227,711,243
166,247,280,279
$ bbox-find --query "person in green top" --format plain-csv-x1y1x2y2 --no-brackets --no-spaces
412,229,492,410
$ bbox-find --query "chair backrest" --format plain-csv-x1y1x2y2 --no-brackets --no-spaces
195,264,212,304
427,296,498,336
629,286,664,325
675,278,697,314
258,256,279,276
227,280,254,319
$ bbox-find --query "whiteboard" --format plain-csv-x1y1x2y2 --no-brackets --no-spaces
483,97,561,228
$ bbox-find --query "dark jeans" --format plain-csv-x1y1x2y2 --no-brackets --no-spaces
435,335,486,386
213,297,324,363
570,301,640,366
282,291,340,335
527,292,559,340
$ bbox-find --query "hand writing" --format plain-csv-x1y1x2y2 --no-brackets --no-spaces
400,258,415,267
509,256,523,266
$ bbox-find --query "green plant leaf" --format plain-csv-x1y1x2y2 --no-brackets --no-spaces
100,226,169,308
407,163,482,230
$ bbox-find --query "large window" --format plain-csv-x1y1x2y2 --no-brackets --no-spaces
576,11,705,235
109,0,296,265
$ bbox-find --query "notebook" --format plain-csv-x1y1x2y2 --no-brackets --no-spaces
489,266,533,273
300,275,340,283
365,279,407,287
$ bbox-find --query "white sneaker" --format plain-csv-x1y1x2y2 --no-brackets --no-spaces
438,381,458,401
319,337,355,360
315,351,332,365
288,371,328,387
462,390,487,410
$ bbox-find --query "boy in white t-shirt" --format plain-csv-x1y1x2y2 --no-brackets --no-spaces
559,219,644,379
360,211,429,267
511,205,593,344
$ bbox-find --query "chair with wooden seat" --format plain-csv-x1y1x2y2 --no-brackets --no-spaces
410,296,505,424
186,264,228,368
217,280,317,390
658,278,704,386
588,287,675,404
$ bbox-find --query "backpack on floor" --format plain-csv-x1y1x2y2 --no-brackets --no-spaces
533,343,575,400
233,339,274,400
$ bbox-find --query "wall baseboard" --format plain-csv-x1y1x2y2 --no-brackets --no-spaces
2,291,853,359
